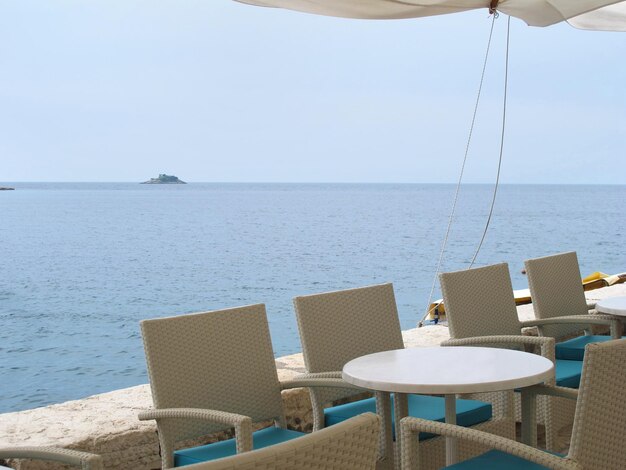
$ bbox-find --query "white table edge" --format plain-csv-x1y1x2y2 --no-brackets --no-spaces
595,296,626,317
341,367,554,394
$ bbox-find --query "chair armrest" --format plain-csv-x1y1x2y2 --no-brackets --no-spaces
138,408,253,453
295,371,343,380
291,371,377,433
443,335,555,360
138,407,251,425
290,372,391,452
399,417,580,470
0,447,103,470
521,314,622,339
286,371,364,390
281,377,362,391
442,335,553,348
522,384,579,401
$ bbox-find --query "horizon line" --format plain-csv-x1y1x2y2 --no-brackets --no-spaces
1,181,624,186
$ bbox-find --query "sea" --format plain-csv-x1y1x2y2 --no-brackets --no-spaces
1,183,624,413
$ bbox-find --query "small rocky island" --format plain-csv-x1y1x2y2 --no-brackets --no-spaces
0,187,15,190
141,174,186,184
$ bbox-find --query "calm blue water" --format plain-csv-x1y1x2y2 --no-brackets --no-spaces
1,183,624,412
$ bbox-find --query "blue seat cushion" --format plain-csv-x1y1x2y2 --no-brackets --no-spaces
324,394,492,440
556,335,620,361
555,359,583,388
174,426,304,467
445,449,560,469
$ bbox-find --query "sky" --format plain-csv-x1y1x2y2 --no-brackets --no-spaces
0,1,624,184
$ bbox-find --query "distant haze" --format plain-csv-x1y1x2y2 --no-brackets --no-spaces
0,1,624,184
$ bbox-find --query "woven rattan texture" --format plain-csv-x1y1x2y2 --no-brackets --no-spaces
0,446,103,470
140,305,286,468
401,339,626,470
293,283,405,421
399,418,578,470
568,339,626,469
293,283,514,470
402,419,514,470
439,263,576,451
185,413,381,470
294,283,404,373
525,252,594,339
439,263,522,340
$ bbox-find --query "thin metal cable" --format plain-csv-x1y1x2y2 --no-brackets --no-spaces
418,15,497,328
468,15,510,269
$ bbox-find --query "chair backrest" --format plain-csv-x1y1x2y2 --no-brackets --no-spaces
186,413,381,470
568,339,626,469
293,283,404,407
141,304,285,442
0,447,103,470
293,283,404,373
439,263,522,340
524,251,590,339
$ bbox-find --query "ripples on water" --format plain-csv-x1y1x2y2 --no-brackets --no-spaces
0,183,624,412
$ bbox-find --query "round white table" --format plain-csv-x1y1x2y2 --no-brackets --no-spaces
342,347,554,466
596,296,626,317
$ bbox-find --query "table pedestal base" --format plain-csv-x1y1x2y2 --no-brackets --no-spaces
393,393,408,470
444,394,458,466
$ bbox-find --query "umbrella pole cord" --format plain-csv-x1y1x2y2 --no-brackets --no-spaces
468,15,511,269
417,14,498,328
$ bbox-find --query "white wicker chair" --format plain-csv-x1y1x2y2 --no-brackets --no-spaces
524,251,622,361
293,283,515,470
185,412,380,470
438,262,616,451
400,339,626,470
139,304,356,469
0,447,102,470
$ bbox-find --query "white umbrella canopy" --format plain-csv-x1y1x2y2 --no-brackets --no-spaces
236,0,626,30
569,2,626,30
235,0,624,328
